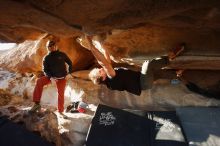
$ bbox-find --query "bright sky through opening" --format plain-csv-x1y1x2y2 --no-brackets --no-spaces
0,43,16,50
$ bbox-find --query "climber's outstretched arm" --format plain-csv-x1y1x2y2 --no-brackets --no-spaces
85,35,115,77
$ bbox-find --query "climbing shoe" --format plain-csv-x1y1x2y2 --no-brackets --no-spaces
29,103,41,113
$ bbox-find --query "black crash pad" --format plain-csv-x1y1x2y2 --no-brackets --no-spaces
86,104,153,146
86,104,188,146
0,116,55,146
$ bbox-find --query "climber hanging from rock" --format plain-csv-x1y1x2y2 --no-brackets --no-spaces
84,35,185,96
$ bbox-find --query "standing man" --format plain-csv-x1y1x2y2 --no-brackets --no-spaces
30,40,73,113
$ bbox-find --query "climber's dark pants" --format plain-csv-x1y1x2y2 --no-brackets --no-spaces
140,57,168,90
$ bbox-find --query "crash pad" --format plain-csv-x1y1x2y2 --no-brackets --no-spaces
86,104,153,146
176,107,220,146
86,104,188,146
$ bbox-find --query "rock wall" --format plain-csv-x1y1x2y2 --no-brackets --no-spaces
0,1,220,145
0,0,220,67
0,36,94,73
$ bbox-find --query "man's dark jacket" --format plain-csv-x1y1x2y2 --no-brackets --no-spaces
43,50,73,78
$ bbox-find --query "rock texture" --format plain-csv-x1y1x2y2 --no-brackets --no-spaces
0,1,220,145
0,69,220,146
0,36,94,73
0,0,220,64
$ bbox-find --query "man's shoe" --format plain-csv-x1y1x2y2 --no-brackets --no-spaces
29,104,41,113
65,101,80,113
66,103,74,112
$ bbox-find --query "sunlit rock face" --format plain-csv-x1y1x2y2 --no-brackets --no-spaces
0,39,46,73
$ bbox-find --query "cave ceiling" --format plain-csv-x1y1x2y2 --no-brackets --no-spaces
0,0,220,61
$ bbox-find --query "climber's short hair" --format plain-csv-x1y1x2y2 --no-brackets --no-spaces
89,68,102,84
